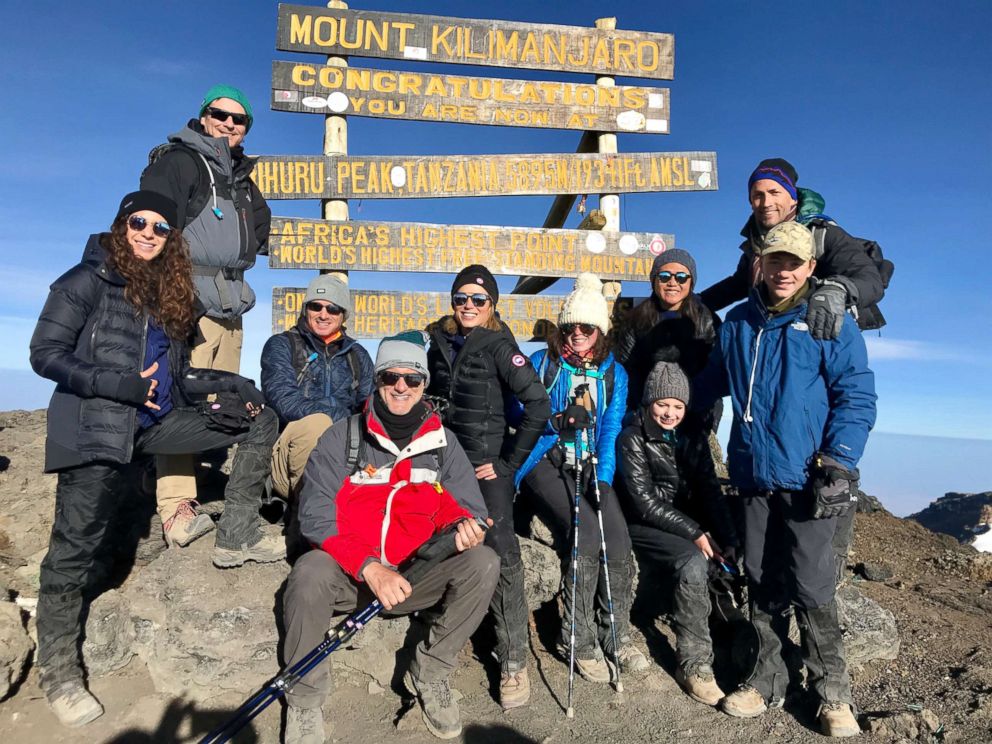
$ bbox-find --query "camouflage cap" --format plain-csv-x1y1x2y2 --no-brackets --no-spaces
759,221,814,261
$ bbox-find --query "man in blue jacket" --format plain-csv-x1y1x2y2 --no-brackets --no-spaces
261,274,373,500
694,221,876,738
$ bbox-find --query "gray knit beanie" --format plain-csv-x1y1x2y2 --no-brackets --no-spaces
375,330,430,383
649,248,698,287
304,274,351,316
642,362,690,406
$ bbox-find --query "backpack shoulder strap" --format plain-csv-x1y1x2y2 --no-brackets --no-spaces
147,142,212,228
286,329,310,375
345,413,367,476
346,346,362,391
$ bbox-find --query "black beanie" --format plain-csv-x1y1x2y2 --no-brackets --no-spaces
115,190,179,230
451,264,499,303
747,158,798,200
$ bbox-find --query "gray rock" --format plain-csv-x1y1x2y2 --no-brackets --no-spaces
837,584,900,664
82,590,136,676
856,561,895,582
0,601,32,700
520,536,560,611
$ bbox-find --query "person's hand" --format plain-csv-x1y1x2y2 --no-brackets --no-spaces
245,401,264,418
811,453,860,519
475,463,498,481
362,562,412,611
140,362,161,411
455,517,492,552
692,533,716,559
807,280,848,340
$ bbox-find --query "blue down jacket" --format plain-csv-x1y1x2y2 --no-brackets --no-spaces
514,349,628,488
260,320,374,428
694,288,876,491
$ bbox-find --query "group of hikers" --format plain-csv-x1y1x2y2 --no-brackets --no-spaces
28,85,887,741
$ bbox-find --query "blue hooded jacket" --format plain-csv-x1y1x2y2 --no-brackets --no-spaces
514,349,628,489
694,287,876,491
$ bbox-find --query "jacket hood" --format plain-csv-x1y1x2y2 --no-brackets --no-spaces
739,186,829,246
168,120,255,181
81,233,126,286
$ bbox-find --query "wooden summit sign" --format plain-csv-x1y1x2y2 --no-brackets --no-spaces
274,287,629,340
272,61,670,133
268,217,675,281
253,152,718,199
276,5,674,80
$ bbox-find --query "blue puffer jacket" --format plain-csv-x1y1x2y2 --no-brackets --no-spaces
514,349,628,488
694,288,876,491
261,321,374,428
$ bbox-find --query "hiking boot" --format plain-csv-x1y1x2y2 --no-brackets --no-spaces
163,500,215,548
617,643,650,673
721,685,767,718
499,668,530,710
284,704,325,744
675,664,726,706
213,533,287,568
819,702,860,737
46,680,104,727
575,655,611,684
404,671,461,739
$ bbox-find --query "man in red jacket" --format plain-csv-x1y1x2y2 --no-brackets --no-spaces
281,331,498,743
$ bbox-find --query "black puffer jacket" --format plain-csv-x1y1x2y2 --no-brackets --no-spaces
614,295,719,410
700,216,886,330
29,234,251,472
426,317,550,477
616,411,738,547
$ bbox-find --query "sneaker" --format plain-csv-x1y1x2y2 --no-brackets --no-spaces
404,671,461,739
819,701,860,738
617,643,650,673
163,500,215,548
46,680,104,727
284,704,325,744
675,664,726,706
721,684,767,718
575,655,611,684
213,533,287,568
499,668,530,710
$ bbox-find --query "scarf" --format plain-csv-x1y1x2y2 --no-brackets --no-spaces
372,393,428,450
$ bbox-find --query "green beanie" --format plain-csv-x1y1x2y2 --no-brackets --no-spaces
199,84,253,131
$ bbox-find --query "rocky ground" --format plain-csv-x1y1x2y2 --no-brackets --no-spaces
1,409,991,743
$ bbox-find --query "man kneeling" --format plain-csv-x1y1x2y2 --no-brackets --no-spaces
282,331,498,743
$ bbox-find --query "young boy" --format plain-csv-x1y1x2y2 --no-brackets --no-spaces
694,221,876,737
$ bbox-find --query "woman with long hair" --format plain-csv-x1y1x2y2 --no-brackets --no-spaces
29,191,281,727
515,273,649,683
425,264,550,710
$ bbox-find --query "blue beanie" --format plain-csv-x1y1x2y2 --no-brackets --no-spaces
650,248,697,285
199,84,253,131
747,158,798,200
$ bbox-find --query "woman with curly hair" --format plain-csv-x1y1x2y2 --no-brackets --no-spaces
29,191,281,728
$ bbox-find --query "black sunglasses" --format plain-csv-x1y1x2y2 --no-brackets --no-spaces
655,271,691,285
377,371,426,388
305,301,344,315
205,106,249,127
127,214,172,237
560,323,598,336
452,292,491,308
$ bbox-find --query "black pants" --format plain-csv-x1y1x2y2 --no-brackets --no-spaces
36,407,278,691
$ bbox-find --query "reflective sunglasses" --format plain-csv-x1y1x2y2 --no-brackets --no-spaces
654,270,691,285
205,106,249,127
452,292,491,308
127,214,172,237
560,322,598,336
305,301,344,315
377,371,426,388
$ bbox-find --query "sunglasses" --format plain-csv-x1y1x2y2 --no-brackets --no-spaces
377,371,426,388
452,292,491,308
655,271,691,285
560,323,598,336
205,106,249,127
305,301,344,315
127,214,172,237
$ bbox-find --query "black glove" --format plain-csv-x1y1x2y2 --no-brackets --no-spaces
811,453,860,519
807,279,849,340
234,378,266,407
116,373,153,406
553,404,592,443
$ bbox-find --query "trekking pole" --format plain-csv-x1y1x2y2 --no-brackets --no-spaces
199,519,485,744
565,433,584,719
584,425,624,695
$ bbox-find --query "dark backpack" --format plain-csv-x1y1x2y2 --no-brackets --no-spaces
807,219,895,290
147,143,213,229
538,352,616,403
342,413,445,478
286,328,362,394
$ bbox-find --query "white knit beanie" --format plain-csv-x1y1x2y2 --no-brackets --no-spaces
558,272,610,335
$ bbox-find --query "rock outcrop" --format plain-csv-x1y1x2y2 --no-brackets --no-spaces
0,600,32,700
911,491,992,543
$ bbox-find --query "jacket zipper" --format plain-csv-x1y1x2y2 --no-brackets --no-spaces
125,315,150,462
743,327,764,423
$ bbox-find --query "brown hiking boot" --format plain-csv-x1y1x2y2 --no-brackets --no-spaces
404,671,461,739
575,655,611,683
163,500,215,547
721,685,767,718
819,702,860,737
283,704,325,744
46,680,104,727
499,669,530,710
675,665,726,706
213,533,287,568
617,643,651,673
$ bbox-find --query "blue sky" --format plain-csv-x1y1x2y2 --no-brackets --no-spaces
1,1,990,512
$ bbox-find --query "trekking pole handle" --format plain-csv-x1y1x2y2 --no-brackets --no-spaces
402,518,488,586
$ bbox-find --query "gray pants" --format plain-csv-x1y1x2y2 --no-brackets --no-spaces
282,546,499,709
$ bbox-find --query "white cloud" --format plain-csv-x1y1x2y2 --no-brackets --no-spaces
865,337,974,363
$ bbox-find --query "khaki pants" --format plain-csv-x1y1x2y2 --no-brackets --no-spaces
156,316,244,522
270,413,333,499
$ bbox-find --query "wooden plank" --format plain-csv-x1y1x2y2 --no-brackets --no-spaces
253,152,718,200
271,61,670,134
273,288,632,340
276,4,674,80
267,217,674,282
